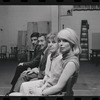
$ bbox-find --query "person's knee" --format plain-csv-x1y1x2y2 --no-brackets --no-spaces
21,82,26,87
20,82,27,92
9,92,15,96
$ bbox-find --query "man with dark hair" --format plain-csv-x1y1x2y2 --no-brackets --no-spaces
19,32,39,62
30,32,39,47
30,32,39,57
6,33,49,95
18,32,39,62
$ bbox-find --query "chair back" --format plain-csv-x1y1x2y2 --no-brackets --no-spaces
62,72,78,96
11,47,18,54
1,45,7,54
0,45,7,59
49,72,78,96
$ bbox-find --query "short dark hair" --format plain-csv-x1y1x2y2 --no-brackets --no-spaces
30,32,39,38
38,33,47,40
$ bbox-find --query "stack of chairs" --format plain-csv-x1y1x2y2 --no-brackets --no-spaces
0,45,7,60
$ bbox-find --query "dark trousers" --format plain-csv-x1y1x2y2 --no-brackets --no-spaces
13,72,38,92
11,70,44,92
11,65,28,86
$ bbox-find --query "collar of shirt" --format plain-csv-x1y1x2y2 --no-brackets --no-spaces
50,51,60,61
43,47,48,55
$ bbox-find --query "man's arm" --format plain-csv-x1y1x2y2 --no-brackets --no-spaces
23,52,41,69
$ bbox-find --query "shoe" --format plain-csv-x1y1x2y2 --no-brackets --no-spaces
5,91,14,96
5,84,15,96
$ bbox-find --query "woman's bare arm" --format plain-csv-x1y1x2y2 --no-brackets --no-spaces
42,62,76,96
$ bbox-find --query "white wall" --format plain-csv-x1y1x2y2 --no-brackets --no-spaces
50,6,58,33
59,6,100,53
0,6,59,53
0,6,53,53
1,5,100,55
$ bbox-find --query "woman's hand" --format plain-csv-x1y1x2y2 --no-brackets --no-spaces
41,82,47,92
30,68,39,74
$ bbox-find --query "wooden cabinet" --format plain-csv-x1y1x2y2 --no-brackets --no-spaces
26,22,38,50
17,30,27,61
26,21,51,50
37,21,51,34
17,30,27,51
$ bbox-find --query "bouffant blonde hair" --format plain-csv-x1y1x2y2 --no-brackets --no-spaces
57,28,81,56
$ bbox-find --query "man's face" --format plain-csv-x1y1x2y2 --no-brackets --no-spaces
31,37,38,46
38,36,47,50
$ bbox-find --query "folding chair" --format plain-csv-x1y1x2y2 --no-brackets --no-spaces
9,47,18,60
0,45,7,59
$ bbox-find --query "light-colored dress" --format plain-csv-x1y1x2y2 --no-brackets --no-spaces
19,53,62,96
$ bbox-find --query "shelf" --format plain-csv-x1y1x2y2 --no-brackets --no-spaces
80,40,88,43
80,20,89,61
82,50,88,53
80,54,88,58
81,36,88,38
60,14,72,17
81,30,88,33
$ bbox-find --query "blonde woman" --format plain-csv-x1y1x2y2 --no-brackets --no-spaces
41,28,81,96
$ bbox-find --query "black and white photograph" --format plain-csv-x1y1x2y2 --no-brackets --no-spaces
0,5,100,96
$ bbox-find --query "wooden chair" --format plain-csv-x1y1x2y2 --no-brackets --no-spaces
62,72,78,96
0,45,7,59
50,72,78,96
9,47,18,60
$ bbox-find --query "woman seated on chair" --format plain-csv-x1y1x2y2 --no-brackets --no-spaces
9,28,81,96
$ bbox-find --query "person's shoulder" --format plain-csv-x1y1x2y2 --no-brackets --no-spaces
68,55,79,68
54,54,62,63
71,55,79,61
68,55,79,63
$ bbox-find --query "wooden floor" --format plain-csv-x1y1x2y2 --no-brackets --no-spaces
0,59,100,96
